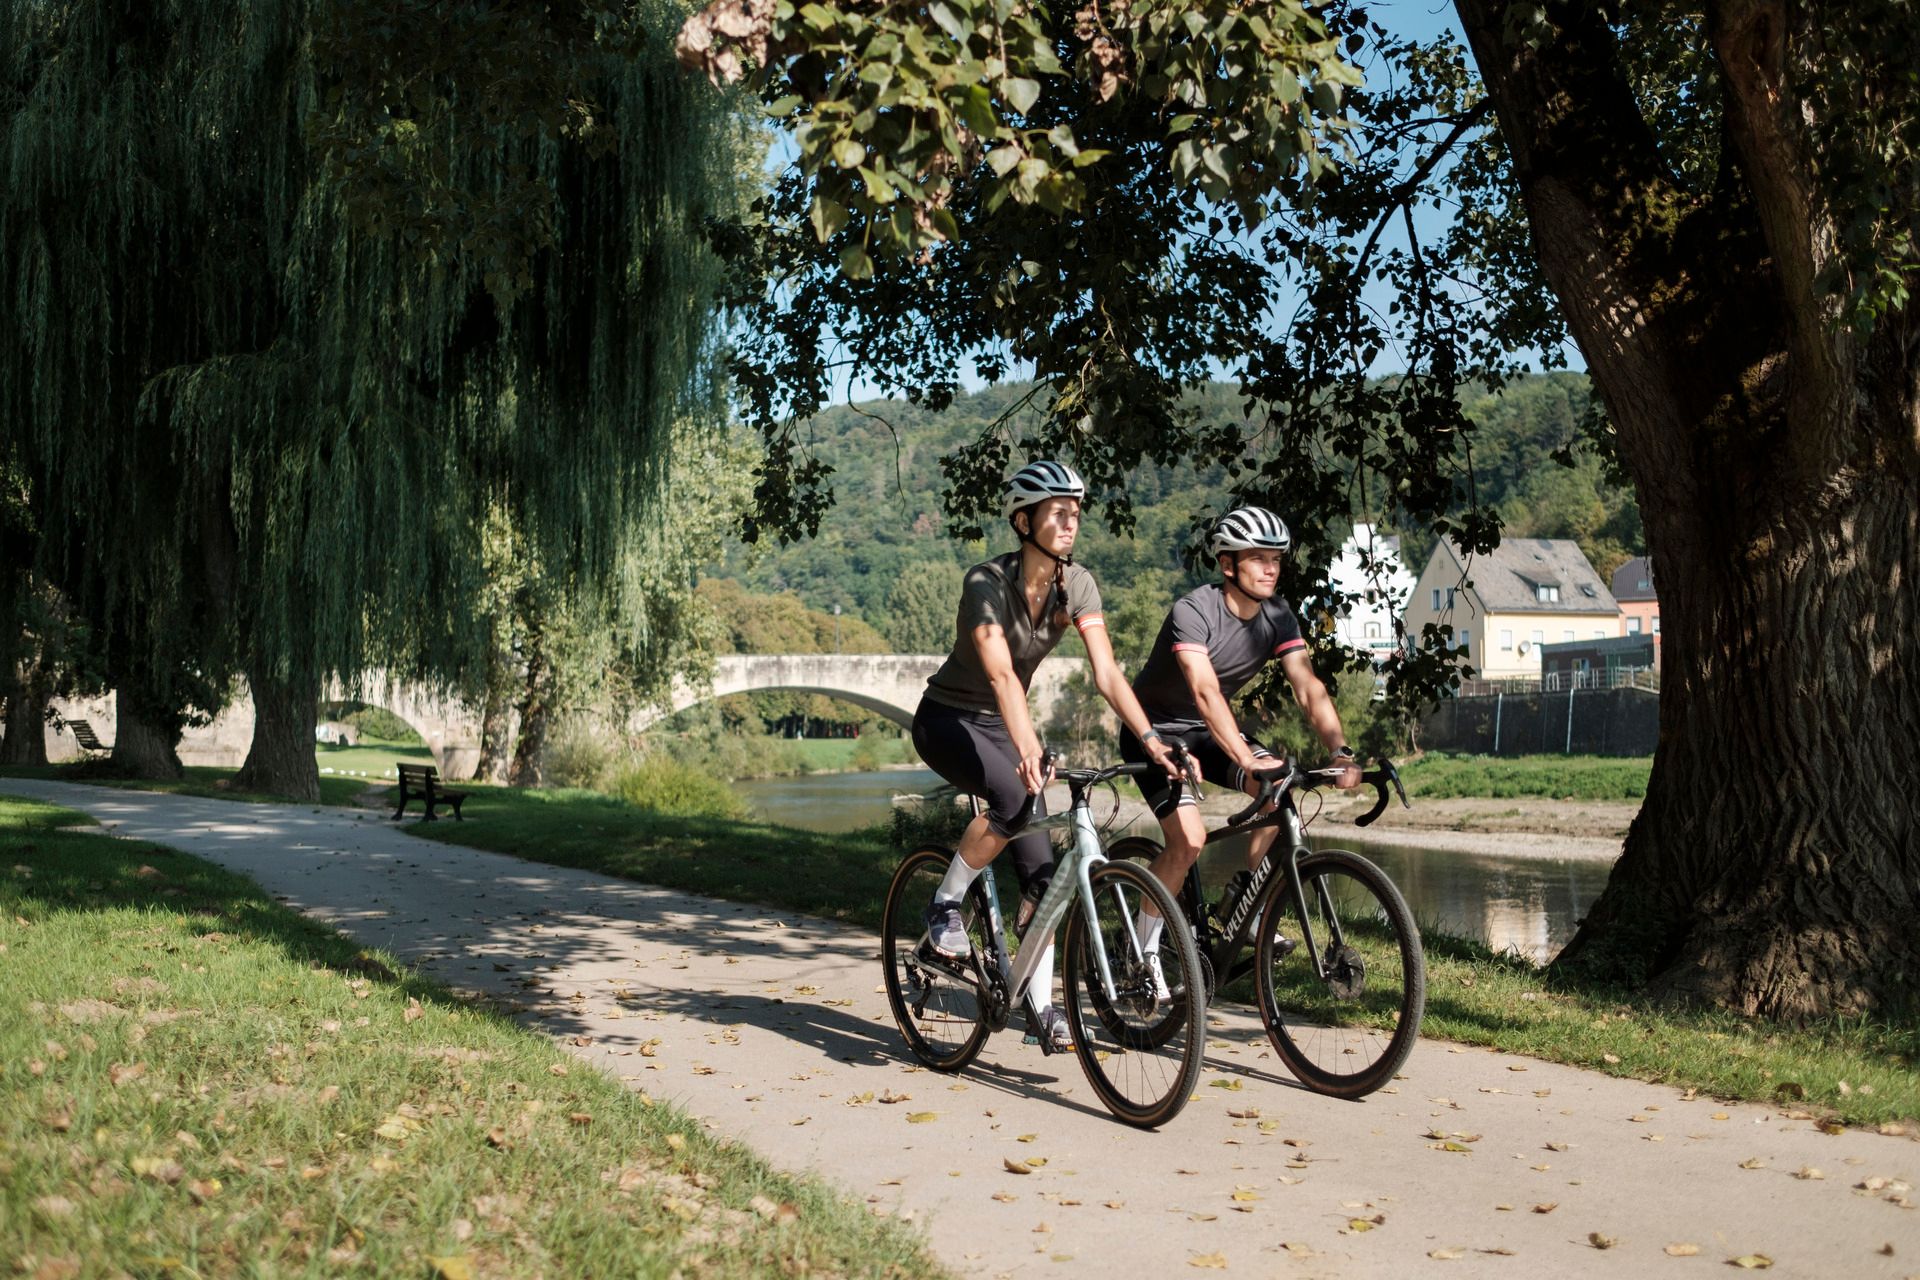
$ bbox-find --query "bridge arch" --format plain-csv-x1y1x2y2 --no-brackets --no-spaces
630,654,1086,735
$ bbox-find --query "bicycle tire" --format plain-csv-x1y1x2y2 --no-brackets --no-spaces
1061,859,1208,1128
881,845,993,1072
1254,848,1425,1099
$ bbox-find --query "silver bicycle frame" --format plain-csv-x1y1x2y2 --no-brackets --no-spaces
1002,802,1135,1005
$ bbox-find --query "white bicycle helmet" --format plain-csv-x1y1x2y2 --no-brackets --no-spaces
1002,460,1086,518
1208,506,1292,557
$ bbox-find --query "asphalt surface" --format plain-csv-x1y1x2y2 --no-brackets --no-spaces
4,779,1915,1279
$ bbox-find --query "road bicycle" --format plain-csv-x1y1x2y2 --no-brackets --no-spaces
1107,757,1425,1099
880,756,1208,1128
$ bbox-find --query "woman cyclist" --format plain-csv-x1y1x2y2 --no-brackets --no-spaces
911,460,1177,1049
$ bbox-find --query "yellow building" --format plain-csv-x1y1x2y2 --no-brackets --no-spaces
1402,538,1620,681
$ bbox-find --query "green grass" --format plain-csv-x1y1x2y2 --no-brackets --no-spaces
0,796,939,1280
0,762,373,808
316,734,435,779
1400,753,1651,801
411,787,1918,1128
781,737,916,772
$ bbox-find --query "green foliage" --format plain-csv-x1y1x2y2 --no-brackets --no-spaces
0,0,748,722
326,704,421,744
608,754,753,820
887,788,973,854
881,560,963,653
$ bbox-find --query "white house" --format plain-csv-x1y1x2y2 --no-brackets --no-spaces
1402,537,1620,681
1329,522,1417,665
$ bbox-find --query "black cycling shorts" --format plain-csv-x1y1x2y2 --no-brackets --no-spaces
911,696,1055,902
1119,723,1275,820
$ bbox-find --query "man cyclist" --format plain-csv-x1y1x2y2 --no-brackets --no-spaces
1119,507,1362,981
911,461,1177,1049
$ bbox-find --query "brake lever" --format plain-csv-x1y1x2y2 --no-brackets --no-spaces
1353,758,1410,828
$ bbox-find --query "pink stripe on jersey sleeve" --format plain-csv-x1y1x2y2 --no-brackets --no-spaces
1273,638,1308,656
1171,642,1210,654
1074,613,1106,632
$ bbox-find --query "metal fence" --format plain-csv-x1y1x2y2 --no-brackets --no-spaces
1417,686,1659,757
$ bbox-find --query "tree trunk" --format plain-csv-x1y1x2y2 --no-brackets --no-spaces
233,668,320,802
508,625,550,788
111,685,185,780
1556,472,1920,1016
475,642,516,784
1454,0,1920,1016
0,672,49,765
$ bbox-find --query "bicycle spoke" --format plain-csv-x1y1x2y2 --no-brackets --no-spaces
882,847,992,1072
1257,850,1425,1098
1063,860,1207,1128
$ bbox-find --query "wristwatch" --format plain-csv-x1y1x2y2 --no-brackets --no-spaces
1332,745,1357,761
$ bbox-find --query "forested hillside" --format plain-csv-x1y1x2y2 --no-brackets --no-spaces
702,371,1642,661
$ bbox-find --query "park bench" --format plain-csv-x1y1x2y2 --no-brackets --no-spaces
391,763,468,822
66,719,111,755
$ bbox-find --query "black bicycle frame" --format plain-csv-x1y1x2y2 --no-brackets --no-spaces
1176,791,1345,989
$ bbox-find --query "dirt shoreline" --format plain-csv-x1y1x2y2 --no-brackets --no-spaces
1018,782,1636,864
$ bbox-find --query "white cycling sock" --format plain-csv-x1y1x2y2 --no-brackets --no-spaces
936,854,983,904
1027,941,1056,1011
1134,908,1165,954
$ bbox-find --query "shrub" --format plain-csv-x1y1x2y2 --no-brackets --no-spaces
542,719,618,791
609,755,751,821
888,786,971,852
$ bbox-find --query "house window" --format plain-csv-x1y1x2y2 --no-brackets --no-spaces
1364,622,1381,640
1652,615,1661,634
1627,617,1642,634
1562,630,1575,642
1456,629,1470,656
1530,630,1544,646
1431,588,1441,610
1499,629,1513,650
1593,630,1606,638
1535,584,1561,603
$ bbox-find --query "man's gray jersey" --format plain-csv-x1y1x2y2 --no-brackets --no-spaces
1130,584,1306,730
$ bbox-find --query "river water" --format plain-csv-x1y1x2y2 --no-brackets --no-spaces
735,768,1614,963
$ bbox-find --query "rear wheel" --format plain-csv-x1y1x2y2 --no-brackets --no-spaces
881,846,992,1072
1255,849,1425,1098
1062,859,1208,1128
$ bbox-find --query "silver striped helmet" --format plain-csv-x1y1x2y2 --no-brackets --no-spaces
1208,506,1292,556
1002,460,1086,518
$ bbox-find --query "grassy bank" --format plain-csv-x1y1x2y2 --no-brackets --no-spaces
1399,753,1650,801
410,787,1917,1128
0,795,939,1279
316,734,435,779
0,762,372,807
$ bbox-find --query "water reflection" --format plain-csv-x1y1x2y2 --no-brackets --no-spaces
735,768,1613,964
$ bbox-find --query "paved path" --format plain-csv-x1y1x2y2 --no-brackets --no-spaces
5,779,1916,1279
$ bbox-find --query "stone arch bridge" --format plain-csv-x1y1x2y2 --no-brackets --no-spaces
46,655,1089,781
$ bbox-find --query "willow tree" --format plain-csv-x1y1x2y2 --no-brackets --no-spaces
1,0,744,797
682,0,1918,1018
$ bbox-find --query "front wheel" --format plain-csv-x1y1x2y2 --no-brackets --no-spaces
881,846,992,1072
1062,859,1208,1128
1255,849,1425,1099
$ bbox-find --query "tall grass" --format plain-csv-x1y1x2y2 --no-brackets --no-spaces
1400,753,1651,800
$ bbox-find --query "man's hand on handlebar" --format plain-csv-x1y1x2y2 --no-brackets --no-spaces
1142,734,1182,780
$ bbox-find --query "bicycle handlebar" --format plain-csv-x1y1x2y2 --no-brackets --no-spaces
1224,756,1411,829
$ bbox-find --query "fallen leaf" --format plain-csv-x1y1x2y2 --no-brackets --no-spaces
1428,1247,1464,1260
1187,1252,1228,1268
1727,1255,1773,1270
749,1195,798,1223
1739,1158,1767,1170
1345,1218,1376,1232
992,1191,1017,1203
1230,1189,1260,1203
187,1179,221,1202
1588,1232,1617,1250
665,1134,686,1152
1602,1053,1621,1065
1794,1167,1824,1180
1664,1243,1701,1257
1018,1133,1039,1143
1532,1203,1558,1214
131,1156,185,1184
1209,1079,1243,1091
1003,1158,1032,1175
109,1062,146,1087
405,1001,425,1023
906,1112,938,1124
1545,1141,1568,1152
